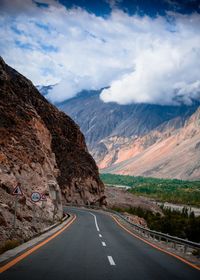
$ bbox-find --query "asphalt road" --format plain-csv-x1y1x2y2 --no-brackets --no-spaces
1,207,200,280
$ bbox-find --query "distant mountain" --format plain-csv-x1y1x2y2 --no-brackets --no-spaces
94,116,182,169
102,107,200,180
38,86,200,179
57,90,199,148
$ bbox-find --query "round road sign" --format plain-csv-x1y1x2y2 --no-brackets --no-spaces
31,192,41,203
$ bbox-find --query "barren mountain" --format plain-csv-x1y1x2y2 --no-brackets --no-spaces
57,90,198,150
38,87,200,180
0,57,105,246
102,107,200,180
96,116,186,168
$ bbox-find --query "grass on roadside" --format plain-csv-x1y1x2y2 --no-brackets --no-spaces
0,239,20,254
111,205,200,243
100,174,200,206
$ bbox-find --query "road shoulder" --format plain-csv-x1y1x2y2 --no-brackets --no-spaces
0,213,76,272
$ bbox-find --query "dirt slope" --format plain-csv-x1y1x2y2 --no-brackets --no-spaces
102,108,200,180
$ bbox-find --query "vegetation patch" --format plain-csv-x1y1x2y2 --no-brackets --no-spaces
101,174,200,206
0,239,20,254
112,206,200,243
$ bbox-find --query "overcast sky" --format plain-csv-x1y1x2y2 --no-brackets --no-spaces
0,0,200,105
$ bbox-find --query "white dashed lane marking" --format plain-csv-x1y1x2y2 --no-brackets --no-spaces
89,212,116,267
107,256,116,266
89,212,100,232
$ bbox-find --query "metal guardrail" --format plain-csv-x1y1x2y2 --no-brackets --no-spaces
65,204,200,254
112,211,200,253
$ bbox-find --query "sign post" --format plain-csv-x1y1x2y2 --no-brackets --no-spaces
12,185,23,229
40,193,47,223
31,192,41,226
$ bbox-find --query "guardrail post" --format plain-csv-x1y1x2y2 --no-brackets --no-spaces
184,245,188,254
173,242,177,250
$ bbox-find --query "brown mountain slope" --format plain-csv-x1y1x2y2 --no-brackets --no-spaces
101,107,200,180
96,116,184,168
0,57,105,245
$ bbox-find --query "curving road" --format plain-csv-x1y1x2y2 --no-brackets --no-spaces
1,207,200,280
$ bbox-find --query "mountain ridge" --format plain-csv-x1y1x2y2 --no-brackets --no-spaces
38,86,200,180
101,107,200,180
57,89,199,148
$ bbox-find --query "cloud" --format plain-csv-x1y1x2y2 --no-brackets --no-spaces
100,12,200,105
0,1,200,105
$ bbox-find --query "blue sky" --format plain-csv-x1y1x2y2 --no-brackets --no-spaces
0,0,200,105
59,0,200,16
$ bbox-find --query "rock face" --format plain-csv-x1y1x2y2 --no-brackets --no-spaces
102,107,200,180
0,57,105,246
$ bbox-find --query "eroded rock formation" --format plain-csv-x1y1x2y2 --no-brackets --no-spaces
0,57,105,247
102,108,200,180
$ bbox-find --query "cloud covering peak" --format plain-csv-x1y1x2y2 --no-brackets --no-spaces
0,0,200,105
101,15,200,105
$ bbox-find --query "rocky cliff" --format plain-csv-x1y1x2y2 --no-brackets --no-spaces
0,57,105,247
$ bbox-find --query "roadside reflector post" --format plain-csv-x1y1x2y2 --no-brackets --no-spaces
53,200,57,223
33,203,36,226
184,245,188,254
40,194,47,224
41,201,45,223
52,189,59,224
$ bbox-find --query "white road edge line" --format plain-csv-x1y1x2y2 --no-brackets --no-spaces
102,242,106,247
89,212,100,232
99,234,102,238
108,256,116,266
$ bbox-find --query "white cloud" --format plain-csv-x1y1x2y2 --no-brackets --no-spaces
0,1,200,105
